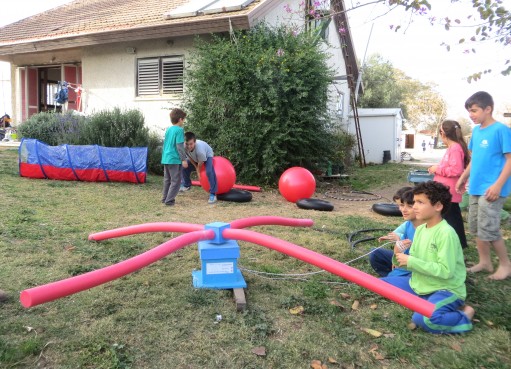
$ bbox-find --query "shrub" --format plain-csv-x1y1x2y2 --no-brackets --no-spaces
17,111,88,146
183,23,335,185
328,129,356,170
82,108,149,148
146,131,163,176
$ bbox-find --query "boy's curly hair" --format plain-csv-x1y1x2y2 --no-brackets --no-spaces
413,181,451,215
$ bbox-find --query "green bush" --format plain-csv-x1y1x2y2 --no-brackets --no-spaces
83,108,149,147
328,129,356,169
17,111,88,146
184,23,336,185
146,131,163,176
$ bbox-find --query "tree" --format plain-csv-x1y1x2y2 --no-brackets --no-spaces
439,0,511,80
454,117,473,138
183,24,336,185
400,78,447,132
351,0,510,79
358,53,447,131
357,54,406,114
304,1,510,79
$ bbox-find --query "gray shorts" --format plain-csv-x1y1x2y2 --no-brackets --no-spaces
468,195,506,241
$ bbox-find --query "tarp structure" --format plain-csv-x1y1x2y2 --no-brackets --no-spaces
19,138,147,184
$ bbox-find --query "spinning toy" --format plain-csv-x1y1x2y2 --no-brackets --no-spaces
20,216,435,318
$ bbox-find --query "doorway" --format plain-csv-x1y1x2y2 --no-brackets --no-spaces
19,64,82,121
404,134,415,149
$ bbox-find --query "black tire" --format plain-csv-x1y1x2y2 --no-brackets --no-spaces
217,189,252,202
372,203,401,216
296,198,334,211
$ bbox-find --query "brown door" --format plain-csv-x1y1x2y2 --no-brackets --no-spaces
405,134,415,149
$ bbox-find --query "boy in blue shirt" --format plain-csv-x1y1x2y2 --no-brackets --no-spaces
161,108,188,206
180,132,218,204
382,181,474,334
456,91,511,280
370,187,424,277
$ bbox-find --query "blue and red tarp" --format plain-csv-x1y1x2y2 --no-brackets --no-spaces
19,138,147,184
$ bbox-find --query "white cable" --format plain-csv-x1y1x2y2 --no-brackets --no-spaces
239,241,395,281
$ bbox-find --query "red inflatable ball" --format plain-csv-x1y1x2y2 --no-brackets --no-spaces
278,167,316,203
199,156,236,195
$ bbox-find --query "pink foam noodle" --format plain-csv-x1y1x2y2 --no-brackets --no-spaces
191,180,261,192
223,228,435,318
230,216,313,229
20,230,215,308
88,222,204,241
231,184,261,192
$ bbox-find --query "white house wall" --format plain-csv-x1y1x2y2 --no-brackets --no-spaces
82,37,194,133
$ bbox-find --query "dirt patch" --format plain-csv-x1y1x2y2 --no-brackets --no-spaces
311,180,411,221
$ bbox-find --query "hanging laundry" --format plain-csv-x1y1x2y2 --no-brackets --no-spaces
54,81,69,104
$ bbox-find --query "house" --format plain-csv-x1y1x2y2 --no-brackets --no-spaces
0,0,360,133
401,128,436,154
347,108,403,164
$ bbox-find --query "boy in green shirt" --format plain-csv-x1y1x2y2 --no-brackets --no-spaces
382,181,474,334
161,108,188,206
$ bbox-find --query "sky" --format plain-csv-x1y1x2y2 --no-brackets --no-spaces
345,0,511,121
1,0,510,120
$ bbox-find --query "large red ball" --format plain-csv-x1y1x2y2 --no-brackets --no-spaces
200,156,236,195
278,167,316,203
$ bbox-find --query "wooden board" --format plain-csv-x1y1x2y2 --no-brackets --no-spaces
233,288,246,311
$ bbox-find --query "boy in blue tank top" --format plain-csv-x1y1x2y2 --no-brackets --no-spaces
456,91,511,280
370,187,424,277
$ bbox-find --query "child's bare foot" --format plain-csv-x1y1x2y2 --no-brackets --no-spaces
461,305,475,321
488,265,511,280
466,263,493,273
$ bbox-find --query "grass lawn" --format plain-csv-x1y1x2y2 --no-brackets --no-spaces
0,149,510,369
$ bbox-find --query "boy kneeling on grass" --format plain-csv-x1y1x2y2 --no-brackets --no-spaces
382,181,474,334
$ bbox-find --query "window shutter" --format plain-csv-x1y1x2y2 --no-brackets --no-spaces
162,57,184,94
137,59,160,96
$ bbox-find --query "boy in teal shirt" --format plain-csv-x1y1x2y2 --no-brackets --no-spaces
382,181,474,334
456,91,511,280
161,108,188,206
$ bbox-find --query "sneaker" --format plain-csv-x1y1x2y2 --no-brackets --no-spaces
0,289,7,303
208,194,217,204
179,186,191,192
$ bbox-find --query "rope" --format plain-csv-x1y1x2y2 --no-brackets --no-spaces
324,189,382,201
238,241,394,283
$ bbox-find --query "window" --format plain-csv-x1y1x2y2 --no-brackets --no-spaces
305,0,330,38
46,82,59,106
137,56,184,96
336,92,344,117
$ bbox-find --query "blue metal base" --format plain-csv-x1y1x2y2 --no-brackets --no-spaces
192,269,247,289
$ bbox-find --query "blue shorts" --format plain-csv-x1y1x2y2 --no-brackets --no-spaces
381,276,473,334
